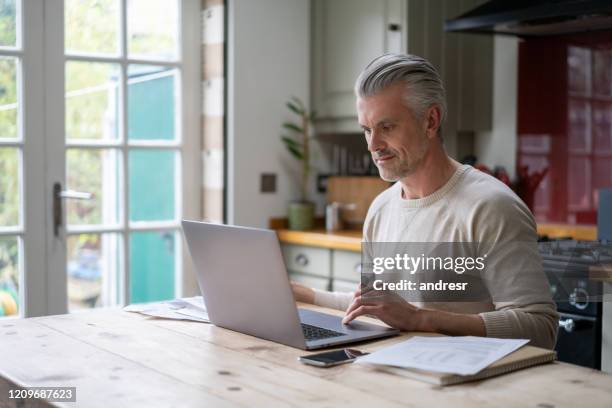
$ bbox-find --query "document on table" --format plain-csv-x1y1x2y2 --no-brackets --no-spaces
356,336,529,376
124,296,209,323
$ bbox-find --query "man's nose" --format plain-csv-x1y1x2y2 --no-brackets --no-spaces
368,130,385,152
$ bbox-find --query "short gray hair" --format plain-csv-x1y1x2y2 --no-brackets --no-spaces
355,53,447,125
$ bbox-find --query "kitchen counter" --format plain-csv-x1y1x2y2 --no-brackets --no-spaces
275,223,598,253
1,304,611,407
276,229,362,252
590,264,612,283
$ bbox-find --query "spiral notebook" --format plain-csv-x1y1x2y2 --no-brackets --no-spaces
363,344,556,386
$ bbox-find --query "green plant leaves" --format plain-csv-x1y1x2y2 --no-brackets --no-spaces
283,122,303,133
281,136,304,160
286,145,304,160
281,135,300,147
286,100,303,115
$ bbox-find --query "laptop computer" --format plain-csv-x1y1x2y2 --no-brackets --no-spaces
181,220,398,350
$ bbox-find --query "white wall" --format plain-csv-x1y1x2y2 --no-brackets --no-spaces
475,36,519,179
227,0,324,228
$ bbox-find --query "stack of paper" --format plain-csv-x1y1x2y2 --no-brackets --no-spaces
356,335,556,385
357,336,529,376
124,296,209,323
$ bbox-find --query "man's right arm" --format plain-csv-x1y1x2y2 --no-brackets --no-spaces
290,282,315,303
290,282,355,311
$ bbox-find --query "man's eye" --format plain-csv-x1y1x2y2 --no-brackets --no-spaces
383,125,394,132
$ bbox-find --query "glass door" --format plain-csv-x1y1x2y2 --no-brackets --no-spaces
0,0,200,317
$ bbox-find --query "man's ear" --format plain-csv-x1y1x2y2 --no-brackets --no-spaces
424,105,442,139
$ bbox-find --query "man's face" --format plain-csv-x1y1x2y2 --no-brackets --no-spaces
357,83,430,182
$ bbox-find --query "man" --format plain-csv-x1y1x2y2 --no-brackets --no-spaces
292,53,558,349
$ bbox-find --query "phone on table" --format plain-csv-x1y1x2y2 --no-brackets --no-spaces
298,349,369,367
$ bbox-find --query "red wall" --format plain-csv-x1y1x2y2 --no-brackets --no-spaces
518,31,612,225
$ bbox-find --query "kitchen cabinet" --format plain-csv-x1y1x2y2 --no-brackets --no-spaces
312,0,406,134
281,243,361,293
281,244,331,278
311,0,493,143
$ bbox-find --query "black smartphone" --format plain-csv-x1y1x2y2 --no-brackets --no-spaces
298,349,369,367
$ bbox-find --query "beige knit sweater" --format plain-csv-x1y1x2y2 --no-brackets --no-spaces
313,165,559,349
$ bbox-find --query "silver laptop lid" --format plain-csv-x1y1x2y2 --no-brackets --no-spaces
181,220,306,349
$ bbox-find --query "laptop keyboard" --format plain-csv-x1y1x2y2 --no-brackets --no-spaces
301,323,346,341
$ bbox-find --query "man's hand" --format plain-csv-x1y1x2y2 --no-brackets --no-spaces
342,288,486,336
290,282,315,304
342,288,426,331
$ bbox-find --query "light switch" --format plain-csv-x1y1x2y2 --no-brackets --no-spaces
260,173,276,193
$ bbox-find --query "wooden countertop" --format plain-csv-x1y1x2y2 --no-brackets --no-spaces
276,229,362,252
536,223,597,240
589,264,612,283
276,223,598,252
1,304,611,407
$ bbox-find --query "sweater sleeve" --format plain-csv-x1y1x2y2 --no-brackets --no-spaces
474,191,559,349
312,288,355,311
479,303,559,349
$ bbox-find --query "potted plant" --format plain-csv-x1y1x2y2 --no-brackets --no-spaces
281,97,316,230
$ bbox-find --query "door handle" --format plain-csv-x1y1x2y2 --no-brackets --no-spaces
53,182,93,237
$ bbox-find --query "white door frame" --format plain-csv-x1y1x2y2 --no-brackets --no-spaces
20,0,47,317
43,0,68,316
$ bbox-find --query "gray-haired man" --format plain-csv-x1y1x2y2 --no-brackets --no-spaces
292,53,558,349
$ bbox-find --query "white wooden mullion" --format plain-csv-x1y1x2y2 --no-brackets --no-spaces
0,228,23,236
14,0,22,50
130,220,181,231
64,53,181,68
178,0,202,298
65,141,181,149
0,140,23,147
64,141,121,148
65,225,123,234
127,140,182,148
0,48,23,57
119,0,129,307
66,221,182,235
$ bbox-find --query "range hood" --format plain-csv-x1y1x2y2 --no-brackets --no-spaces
444,0,612,37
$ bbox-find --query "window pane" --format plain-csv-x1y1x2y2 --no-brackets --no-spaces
127,0,178,61
128,65,177,141
66,148,121,226
67,233,120,311
0,148,19,227
0,236,19,317
65,0,119,56
129,230,175,303
66,61,119,141
128,149,176,222
0,57,18,139
0,0,17,48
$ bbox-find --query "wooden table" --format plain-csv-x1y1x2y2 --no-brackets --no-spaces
1,304,611,408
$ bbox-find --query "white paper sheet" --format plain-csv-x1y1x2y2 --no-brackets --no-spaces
124,296,210,323
356,336,529,376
